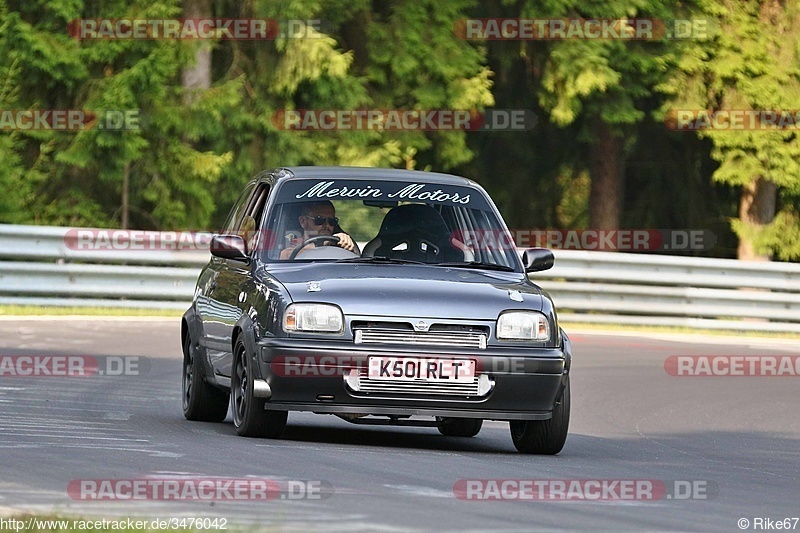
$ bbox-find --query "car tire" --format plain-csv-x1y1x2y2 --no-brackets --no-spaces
509,376,570,454
437,417,483,437
231,338,287,438
182,333,229,422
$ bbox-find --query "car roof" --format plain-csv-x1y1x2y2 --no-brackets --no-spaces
251,166,481,188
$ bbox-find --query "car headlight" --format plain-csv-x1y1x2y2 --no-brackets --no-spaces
497,311,549,341
283,303,344,334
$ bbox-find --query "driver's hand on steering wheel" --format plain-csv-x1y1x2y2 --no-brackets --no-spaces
334,232,355,252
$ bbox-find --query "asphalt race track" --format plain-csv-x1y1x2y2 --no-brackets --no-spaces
0,318,798,532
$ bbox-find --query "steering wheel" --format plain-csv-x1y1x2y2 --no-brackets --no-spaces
289,235,341,260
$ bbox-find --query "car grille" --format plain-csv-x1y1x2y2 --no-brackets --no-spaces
346,369,491,397
353,324,488,350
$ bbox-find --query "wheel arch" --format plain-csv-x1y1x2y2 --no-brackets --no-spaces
232,313,264,381
182,306,217,386
180,308,193,349
181,317,189,347
560,327,572,372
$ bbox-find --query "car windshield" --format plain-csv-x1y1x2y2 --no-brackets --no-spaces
258,177,521,271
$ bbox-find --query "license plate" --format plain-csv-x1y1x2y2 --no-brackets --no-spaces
367,357,475,382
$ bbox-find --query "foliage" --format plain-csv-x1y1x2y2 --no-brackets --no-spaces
659,0,800,258
0,0,798,260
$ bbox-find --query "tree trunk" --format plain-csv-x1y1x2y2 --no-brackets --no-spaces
181,0,212,96
588,118,623,230
737,177,777,260
121,162,130,229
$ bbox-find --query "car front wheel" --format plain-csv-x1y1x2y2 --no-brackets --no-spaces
509,376,570,454
231,338,287,438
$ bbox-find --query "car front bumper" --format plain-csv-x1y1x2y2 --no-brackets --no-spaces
255,338,569,421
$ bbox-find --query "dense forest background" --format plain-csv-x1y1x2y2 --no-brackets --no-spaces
1,0,798,260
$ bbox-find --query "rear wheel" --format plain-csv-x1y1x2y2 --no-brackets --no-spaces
182,333,229,422
231,338,287,438
509,376,570,454
437,417,483,437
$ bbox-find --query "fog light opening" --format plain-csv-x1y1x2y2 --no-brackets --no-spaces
477,374,495,396
344,368,361,392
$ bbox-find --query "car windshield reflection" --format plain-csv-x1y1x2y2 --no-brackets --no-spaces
259,178,520,271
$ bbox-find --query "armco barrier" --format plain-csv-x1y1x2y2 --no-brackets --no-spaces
539,251,800,333
1,224,799,332
0,224,205,309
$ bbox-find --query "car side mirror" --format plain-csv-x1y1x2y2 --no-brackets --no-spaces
210,234,249,262
521,248,554,272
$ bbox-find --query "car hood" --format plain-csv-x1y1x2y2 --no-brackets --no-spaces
262,263,543,320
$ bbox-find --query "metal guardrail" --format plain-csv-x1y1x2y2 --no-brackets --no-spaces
0,225,206,309
0,224,211,266
1,224,799,332
537,251,800,333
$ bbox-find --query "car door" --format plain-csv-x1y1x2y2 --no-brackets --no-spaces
205,182,272,379
196,182,255,377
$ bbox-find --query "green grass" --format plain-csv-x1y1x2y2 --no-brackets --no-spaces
560,320,800,339
0,305,183,317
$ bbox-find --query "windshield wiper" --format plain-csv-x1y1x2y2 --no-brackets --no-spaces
336,256,427,265
435,261,515,272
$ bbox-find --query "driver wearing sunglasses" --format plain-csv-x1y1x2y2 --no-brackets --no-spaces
280,200,356,259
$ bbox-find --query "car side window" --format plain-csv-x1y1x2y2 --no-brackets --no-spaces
237,184,271,254
248,185,271,228
223,182,256,235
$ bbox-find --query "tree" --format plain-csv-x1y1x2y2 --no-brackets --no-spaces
0,4,27,223
202,0,493,226
661,0,800,260
534,1,677,230
0,0,237,229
